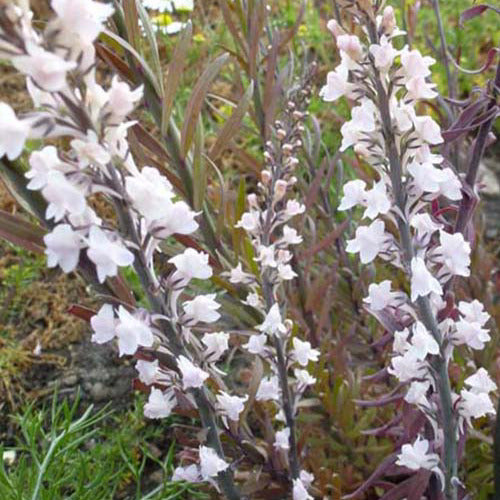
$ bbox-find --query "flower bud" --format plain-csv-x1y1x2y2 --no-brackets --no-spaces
247,193,258,209
274,180,288,202
276,128,287,140
261,170,272,185
337,34,363,61
381,6,396,34
326,19,344,39
282,143,294,156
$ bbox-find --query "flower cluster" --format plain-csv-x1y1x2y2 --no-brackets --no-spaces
0,2,242,497
231,70,318,499
321,4,496,496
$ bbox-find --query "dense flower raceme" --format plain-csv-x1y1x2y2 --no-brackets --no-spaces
0,1,249,497
231,73,318,499
321,4,496,496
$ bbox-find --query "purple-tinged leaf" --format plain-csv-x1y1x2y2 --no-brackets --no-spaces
342,454,398,499
460,4,500,26
0,209,46,254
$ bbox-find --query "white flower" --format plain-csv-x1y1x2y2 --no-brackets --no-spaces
292,338,320,367
436,168,462,200
274,427,290,450
150,201,199,238
115,306,154,356
229,263,253,284
199,446,229,480
12,42,76,91
405,380,431,406
44,224,84,273
396,436,440,471
125,167,174,222
406,76,438,100
410,257,442,302
435,231,471,277
407,161,446,194
320,62,354,102
26,146,67,190
458,300,490,326
388,350,427,383
71,131,111,168
282,226,303,245
255,245,277,268
464,368,496,395
411,114,443,145
244,292,262,308
51,0,115,44
340,98,377,151
256,376,281,401
172,464,201,483
284,199,305,218
369,36,397,72
364,280,399,311
293,478,313,500
338,180,367,211
42,171,87,221
236,211,260,232
216,391,248,421
136,359,159,385
337,34,362,61
257,304,286,336
363,181,391,219
278,263,297,280
177,355,209,389
399,48,435,81
294,369,316,387
183,294,221,324
453,319,490,350
459,390,495,421
144,388,176,419
409,321,439,360
106,76,143,121
169,248,212,283
202,331,229,362
393,328,410,355
410,213,442,240
86,227,134,283
244,334,268,355
346,220,388,264
90,304,116,344
0,102,30,160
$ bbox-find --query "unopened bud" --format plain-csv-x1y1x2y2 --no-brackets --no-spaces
261,170,272,185
381,6,396,34
274,180,288,201
337,34,363,61
326,19,344,39
247,193,258,209
282,143,294,156
276,129,286,141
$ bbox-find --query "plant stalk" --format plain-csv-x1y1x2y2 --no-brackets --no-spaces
367,18,458,500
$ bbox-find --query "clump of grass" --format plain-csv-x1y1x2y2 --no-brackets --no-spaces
0,391,207,500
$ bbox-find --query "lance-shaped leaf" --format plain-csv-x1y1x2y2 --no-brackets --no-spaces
460,4,500,25
161,21,192,136
181,53,230,157
0,210,45,254
0,159,46,221
209,81,254,160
